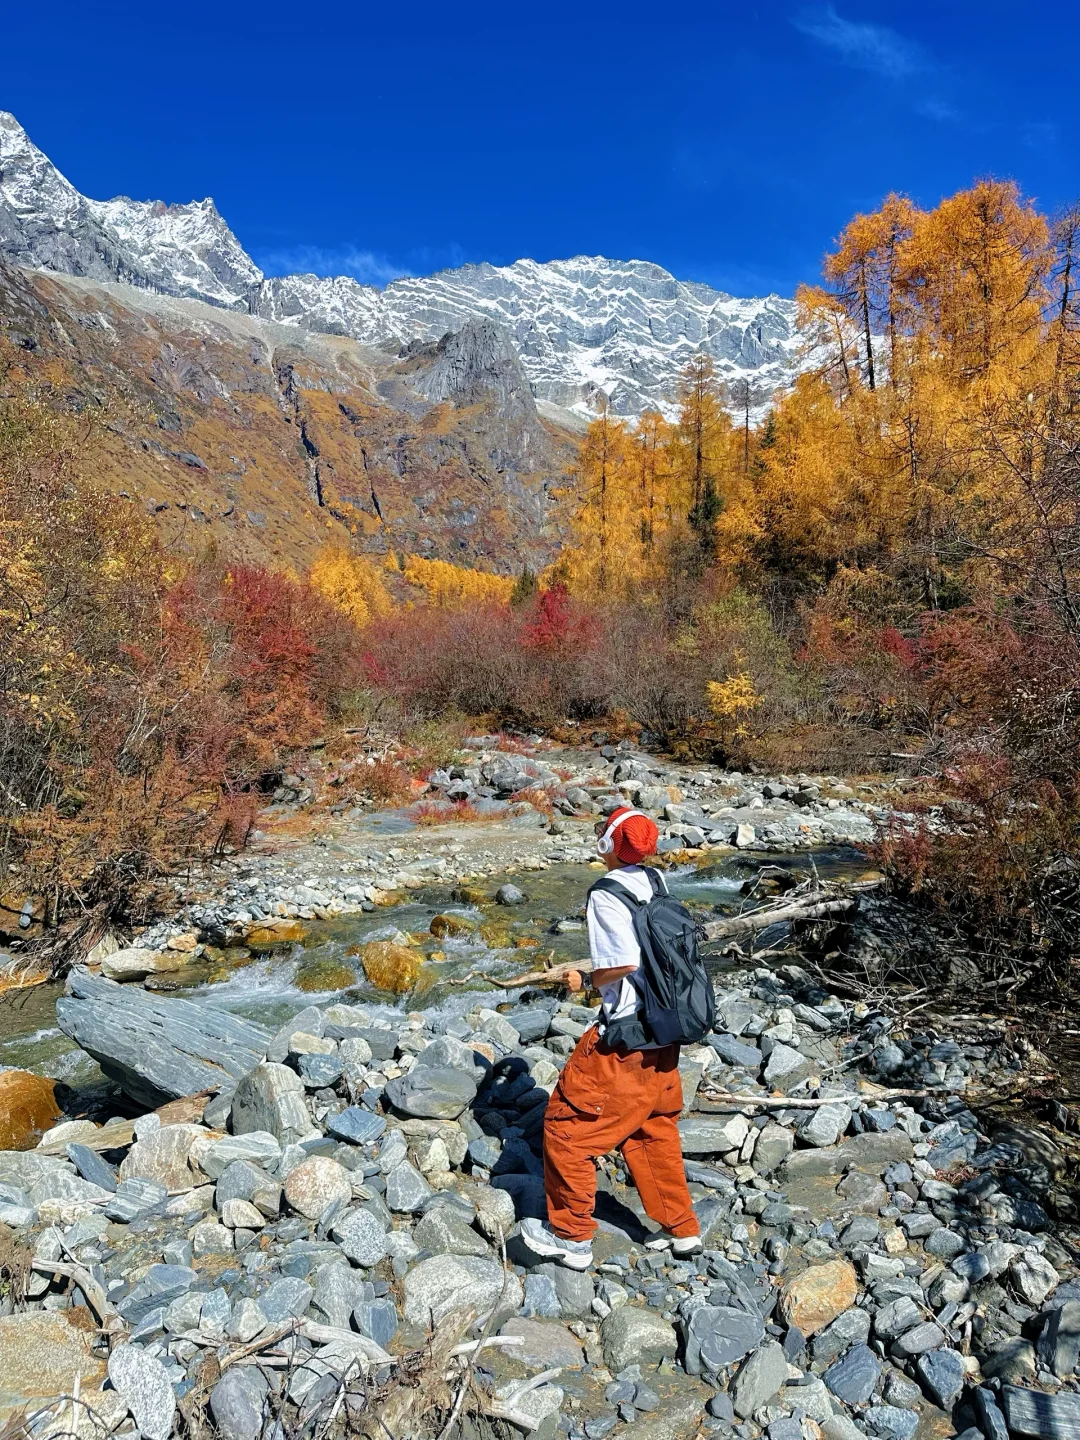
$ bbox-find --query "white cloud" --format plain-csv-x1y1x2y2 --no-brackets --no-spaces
793,5,925,79
255,244,411,286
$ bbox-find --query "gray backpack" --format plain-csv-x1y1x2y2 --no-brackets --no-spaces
588,868,716,1049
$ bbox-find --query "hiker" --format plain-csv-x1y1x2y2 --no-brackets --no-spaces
521,805,705,1270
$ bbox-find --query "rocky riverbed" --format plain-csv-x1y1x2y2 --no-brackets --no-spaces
4,740,1075,1440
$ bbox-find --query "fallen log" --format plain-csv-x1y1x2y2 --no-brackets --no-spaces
479,882,875,989
702,894,857,940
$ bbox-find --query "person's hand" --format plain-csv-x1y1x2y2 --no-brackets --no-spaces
564,968,584,992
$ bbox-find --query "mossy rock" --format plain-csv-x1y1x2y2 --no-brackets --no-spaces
359,941,422,993
430,913,475,939
513,936,540,950
479,921,515,949
295,957,357,993
452,885,487,906
374,890,405,907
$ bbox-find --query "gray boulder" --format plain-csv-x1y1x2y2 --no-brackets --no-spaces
56,968,270,1108
403,1254,521,1327
231,1064,316,1145
601,1308,678,1371
107,1344,176,1440
209,1368,268,1440
385,1066,477,1119
732,1340,787,1418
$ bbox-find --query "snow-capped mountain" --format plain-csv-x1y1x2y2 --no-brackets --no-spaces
0,110,801,418
254,259,800,418
0,112,261,307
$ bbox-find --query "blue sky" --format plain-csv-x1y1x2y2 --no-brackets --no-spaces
5,1,1077,297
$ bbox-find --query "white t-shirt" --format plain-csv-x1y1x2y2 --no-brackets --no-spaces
586,865,667,1041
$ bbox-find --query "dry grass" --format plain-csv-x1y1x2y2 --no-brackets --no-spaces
367,759,416,807
510,787,555,816
411,801,507,826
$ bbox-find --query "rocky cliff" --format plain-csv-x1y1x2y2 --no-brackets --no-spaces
0,259,573,571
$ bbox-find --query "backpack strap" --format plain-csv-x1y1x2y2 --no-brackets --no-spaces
587,875,649,912
641,867,669,896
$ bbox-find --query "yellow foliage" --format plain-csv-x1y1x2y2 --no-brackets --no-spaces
308,545,393,627
706,667,763,737
401,555,515,607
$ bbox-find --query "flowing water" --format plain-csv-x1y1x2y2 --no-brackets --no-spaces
0,848,871,1101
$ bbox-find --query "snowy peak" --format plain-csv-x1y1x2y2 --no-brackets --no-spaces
0,111,260,307
0,112,801,419
253,255,801,419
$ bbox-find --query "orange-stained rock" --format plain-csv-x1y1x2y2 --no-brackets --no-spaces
246,920,306,947
359,941,422,993
0,1069,60,1150
778,1258,859,1336
0,1311,107,1414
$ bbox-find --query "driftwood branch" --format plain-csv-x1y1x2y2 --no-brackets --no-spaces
480,881,880,990
31,1259,125,1337
702,895,858,940
698,1087,929,1108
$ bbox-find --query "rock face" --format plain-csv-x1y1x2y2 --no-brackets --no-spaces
0,111,260,307
255,257,802,423
55,969,271,1107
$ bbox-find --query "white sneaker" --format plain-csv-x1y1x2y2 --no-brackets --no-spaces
520,1217,594,1270
644,1231,703,1257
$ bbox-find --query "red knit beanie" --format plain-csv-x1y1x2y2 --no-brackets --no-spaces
605,806,660,864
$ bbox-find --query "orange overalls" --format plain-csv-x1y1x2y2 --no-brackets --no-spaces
542,1024,700,1242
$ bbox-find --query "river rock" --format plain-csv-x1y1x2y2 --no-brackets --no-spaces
498,1318,585,1368
531,1263,595,1318
0,1070,59,1149
1002,1386,1080,1439
119,1124,203,1191
471,1184,517,1241
232,1063,317,1145
678,1115,750,1155
403,1254,521,1327
915,1348,965,1409
824,1344,881,1405
797,1102,851,1148
753,1122,794,1173
732,1340,787,1417
1037,1299,1080,1377
56,969,271,1107
326,1107,387,1144
332,1208,390,1266
779,1259,858,1336
385,1066,476,1119
385,1160,433,1213
0,1312,107,1409
688,1304,765,1371
108,1343,176,1440
601,1308,678,1370
210,1367,268,1440
201,1132,282,1180
283,1156,351,1220
763,1043,812,1089
1011,1251,1059,1305
414,1207,490,1257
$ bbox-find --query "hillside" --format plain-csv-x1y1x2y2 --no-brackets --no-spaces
0,259,575,570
